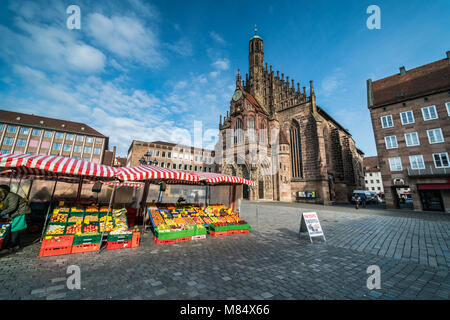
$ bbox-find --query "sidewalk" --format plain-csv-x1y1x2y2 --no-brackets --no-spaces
243,200,450,222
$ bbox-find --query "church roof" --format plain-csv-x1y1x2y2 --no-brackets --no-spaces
241,89,269,115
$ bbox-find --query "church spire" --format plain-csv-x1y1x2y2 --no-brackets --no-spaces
236,69,241,87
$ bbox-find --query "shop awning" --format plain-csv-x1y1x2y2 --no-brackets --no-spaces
417,183,450,190
116,165,200,183
0,153,117,179
192,172,258,186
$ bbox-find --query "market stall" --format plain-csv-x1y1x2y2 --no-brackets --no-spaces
0,153,141,256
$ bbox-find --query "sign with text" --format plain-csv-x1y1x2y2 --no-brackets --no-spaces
297,190,316,198
299,212,326,243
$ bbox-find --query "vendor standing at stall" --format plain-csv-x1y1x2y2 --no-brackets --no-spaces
0,185,31,252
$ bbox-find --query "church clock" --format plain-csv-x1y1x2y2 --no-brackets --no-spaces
232,90,242,101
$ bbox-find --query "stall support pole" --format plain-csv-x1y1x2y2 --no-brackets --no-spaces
26,178,34,201
98,183,117,253
40,179,58,242
231,185,237,214
76,177,84,202
140,181,151,236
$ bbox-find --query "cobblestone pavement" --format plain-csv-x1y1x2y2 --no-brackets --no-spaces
0,201,449,300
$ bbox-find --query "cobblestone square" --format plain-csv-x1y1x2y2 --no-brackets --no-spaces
0,201,449,300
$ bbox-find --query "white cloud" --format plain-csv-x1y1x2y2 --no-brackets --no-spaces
212,58,230,70
209,31,226,45
86,13,164,68
319,68,345,97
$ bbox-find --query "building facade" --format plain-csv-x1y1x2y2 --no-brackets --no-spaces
216,30,365,204
0,110,109,164
363,156,384,194
127,140,215,173
367,51,450,212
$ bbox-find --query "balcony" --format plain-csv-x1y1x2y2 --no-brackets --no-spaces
407,165,450,177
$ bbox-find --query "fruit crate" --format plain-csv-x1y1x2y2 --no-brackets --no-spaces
154,228,196,240
106,240,132,250
44,224,68,237
39,245,73,257
67,213,84,223
71,242,100,254
64,223,83,235
73,234,102,245
154,236,193,245
131,232,140,248
107,233,133,242
83,222,99,233
41,235,74,248
83,213,99,223
195,226,207,236
209,229,250,237
209,224,251,232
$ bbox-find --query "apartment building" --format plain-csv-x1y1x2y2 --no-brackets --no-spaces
363,156,384,194
0,110,109,164
127,140,216,173
367,51,450,212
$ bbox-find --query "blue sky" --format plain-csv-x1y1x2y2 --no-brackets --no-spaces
0,0,449,156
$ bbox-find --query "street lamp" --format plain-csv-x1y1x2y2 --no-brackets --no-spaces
139,151,158,166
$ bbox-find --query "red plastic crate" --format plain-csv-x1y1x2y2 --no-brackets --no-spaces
106,240,132,250
154,236,193,245
71,242,100,254
131,232,140,247
210,229,249,237
39,245,72,257
41,235,74,249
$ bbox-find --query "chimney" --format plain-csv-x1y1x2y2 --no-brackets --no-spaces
276,71,279,79
281,73,284,81
265,63,268,71
399,66,406,75
269,65,272,73
286,76,289,87
292,79,295,89
297,82,300,92
112,146,116,166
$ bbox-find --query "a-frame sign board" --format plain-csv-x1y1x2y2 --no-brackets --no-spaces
299,212,326,243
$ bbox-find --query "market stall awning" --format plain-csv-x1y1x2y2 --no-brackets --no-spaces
192,172,258,186
116,165,200,183
0,153,117,179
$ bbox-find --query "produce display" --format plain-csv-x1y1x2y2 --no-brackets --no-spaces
148,203,250,240
83,224,98,233
65,224,82,234
50,213,68,223
46,224,65,235
84,214,98,222
68,215,83,223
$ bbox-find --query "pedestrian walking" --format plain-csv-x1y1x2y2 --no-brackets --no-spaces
354,194,359,209
0,185,31,253
361,194,367,208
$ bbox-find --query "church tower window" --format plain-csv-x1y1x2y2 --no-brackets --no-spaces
290,121,303,178
234,118,244,144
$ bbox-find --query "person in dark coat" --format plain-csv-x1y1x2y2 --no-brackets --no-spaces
0,185,31,253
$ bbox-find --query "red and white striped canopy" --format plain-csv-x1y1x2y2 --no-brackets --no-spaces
0,153,117,179
192,172,258,186
116,165,200,183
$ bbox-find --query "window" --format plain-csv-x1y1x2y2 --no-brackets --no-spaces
446,102,450,117
376,180,380,183
189,165,192,170
172,152,177,158
162,151,166,157
209,168,212,172
3,137,13,146
405,132,420,147
172,164,176,169
93,148,101,155
0,149,10,154
427,128,444,144
82,157,90,161
195,166,198,171
234,118,244,144
369,173,372,177
32,129,41,136
63,144,72,152
155,150,160,157
378,187,381,191
409,155,425,170
74,145,82,153
52,143,61,151
147,149,153,156
84,147,91,154
372,187,375,191
247,117,255,141
166,163,170,168
16,138,26,147
0,124,3,131
76,135,84,142
19,127,30,135
380,115,393,128
160,162,164,167
43,131,53,138
365,180,368,184
385,136,398,149
95,138,103,144
7,125,17,133
168,152,171,158
178,164,182,169
290,121,303,178
28,139,39,148
433,153,449,168
184,153,189,160
85,137,93,143
54,132,64,140
400,111,414,125
370,180,374,184
388,157,402,171
422,105,438,121
66,134,74,141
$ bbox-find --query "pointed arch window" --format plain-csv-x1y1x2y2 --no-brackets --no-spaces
234,118,244,145
290,121,303,178
247,117,255,142
259,120,267,144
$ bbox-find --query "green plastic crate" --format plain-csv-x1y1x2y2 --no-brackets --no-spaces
209,224,251,231
107,233,133,242
73,233,102,245
155,228,196,240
